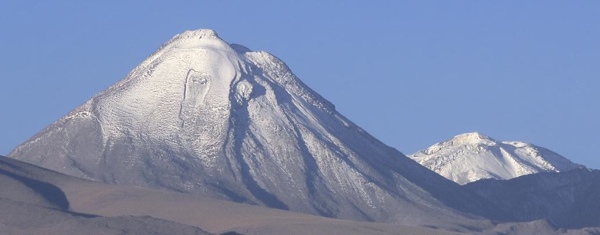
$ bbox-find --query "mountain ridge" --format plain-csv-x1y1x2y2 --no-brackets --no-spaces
464,167,600,229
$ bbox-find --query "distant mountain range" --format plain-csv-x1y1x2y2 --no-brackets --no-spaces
409,132,582,184
5,29,599,234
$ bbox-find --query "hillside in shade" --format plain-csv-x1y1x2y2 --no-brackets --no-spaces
0,155,472,235
465,168,600,229
5,155,600,234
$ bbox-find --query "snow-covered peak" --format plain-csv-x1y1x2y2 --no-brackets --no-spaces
448,132,496,146
84,29,249,146
410,132,582,184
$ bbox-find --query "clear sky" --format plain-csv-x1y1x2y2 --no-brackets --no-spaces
1,1,599,169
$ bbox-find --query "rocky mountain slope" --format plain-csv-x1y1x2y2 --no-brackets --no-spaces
409,132,581,184
0,155,472,235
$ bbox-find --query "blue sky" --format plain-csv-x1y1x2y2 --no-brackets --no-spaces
1,1,599,169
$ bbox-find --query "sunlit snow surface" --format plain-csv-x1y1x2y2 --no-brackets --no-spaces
409,132,582,185
8,29,495,224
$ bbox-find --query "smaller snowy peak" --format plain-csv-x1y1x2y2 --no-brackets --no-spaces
409,132,582,184
452,132,494,142
448,132,496,146
420,132,495,156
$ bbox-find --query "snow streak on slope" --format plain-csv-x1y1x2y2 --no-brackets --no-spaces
409,132,582,185
9,29,497,224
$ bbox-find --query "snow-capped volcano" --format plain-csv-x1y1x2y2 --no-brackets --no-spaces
409,132,581,185
8,29,495,224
